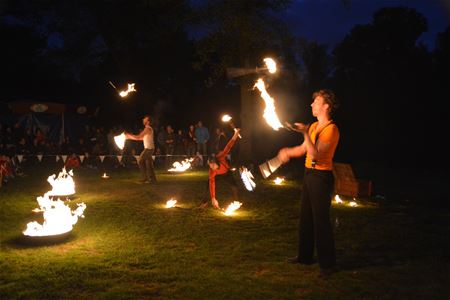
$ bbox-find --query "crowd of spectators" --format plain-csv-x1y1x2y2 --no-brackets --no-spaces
0,120,236,186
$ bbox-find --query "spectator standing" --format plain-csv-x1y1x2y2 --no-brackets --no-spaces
195,121,209,161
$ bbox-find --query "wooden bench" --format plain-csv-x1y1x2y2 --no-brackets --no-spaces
332,162,372,197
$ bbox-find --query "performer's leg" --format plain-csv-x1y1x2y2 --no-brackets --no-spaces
224,171,239,201
145,149,157,183
298,171,315,264
199,180,210,208
309,170,336,269
138,149,148,181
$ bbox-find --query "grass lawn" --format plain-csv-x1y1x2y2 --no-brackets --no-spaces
1,164,449,299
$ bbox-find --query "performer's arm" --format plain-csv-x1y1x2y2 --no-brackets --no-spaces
209,170,220,208
217,129,240,158
209,170,216,199
126,127,151,141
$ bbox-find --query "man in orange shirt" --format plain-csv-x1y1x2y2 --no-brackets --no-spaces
199,128,241,209
277,89,340,278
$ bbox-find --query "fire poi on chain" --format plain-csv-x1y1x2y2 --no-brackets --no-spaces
47,167,75,197
223,201,242,216
168,158,194,172
221,114,242,139
23,192,86,237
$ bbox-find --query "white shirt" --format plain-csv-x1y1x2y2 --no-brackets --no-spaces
143,125,154,149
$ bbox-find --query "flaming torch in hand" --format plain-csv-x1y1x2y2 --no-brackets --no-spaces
119,83,137,98
221,114,242,139
108,81,137,98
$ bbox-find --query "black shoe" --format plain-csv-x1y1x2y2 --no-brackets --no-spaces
319,266,338,279
287,256,316,265
287,256,300,264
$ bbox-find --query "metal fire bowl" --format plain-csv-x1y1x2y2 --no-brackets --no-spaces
21,231,73,246
48,193,77,201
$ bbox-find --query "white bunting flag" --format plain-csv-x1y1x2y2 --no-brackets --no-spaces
152,155,156,161
134,155,140,162
84,152,89,158
79,155,85,163
117,155,123,163
61,155,68,163
99,155,105,163
16,155,24,163
37,155,43,162
56,155,60,162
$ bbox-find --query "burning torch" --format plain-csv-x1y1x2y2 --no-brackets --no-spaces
108,81,137,98
221,114,242,139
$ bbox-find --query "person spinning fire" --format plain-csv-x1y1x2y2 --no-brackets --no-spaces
199,128,241,209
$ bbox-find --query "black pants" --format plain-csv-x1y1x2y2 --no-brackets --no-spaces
298,168,336,269
139,148,157,182
200,171,239,204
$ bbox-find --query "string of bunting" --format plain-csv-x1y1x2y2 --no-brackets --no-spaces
7,154,202,164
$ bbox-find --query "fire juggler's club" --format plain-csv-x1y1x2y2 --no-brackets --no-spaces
108,81,137,98
221,114,242,138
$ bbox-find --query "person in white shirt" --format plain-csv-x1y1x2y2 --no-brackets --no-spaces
125,115,157,184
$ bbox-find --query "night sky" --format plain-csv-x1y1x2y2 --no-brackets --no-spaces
283,0,449,50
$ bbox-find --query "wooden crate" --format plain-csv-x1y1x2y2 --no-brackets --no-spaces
332,162,372,197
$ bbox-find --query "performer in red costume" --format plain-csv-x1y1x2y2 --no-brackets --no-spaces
199,128,241,209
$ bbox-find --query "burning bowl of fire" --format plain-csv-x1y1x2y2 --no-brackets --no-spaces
19,230,74,246
22,193,86,245
46,167,76,197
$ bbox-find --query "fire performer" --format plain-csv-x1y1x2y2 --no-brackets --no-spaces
199,128,241,209
276,89,340,277
125,115,157,184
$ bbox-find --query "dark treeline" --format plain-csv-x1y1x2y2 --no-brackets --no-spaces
1,1,449,187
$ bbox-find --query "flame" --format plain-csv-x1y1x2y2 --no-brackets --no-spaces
102,173,109,179
23,193,86,236
114,132,126,150
222,114,232,122
349,201,358,207
334,194,344,204
47,167,75,196
168,158,194,172
239,167,256,191
273,177,284,185
166,199,177,208
254,78,284,131
263,57,277,73
119,83,137,97
223,201,242,216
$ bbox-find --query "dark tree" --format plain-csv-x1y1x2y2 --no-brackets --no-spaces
332,7,431,168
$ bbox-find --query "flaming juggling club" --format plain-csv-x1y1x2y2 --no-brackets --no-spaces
258,156,283,179
221,114,242,138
